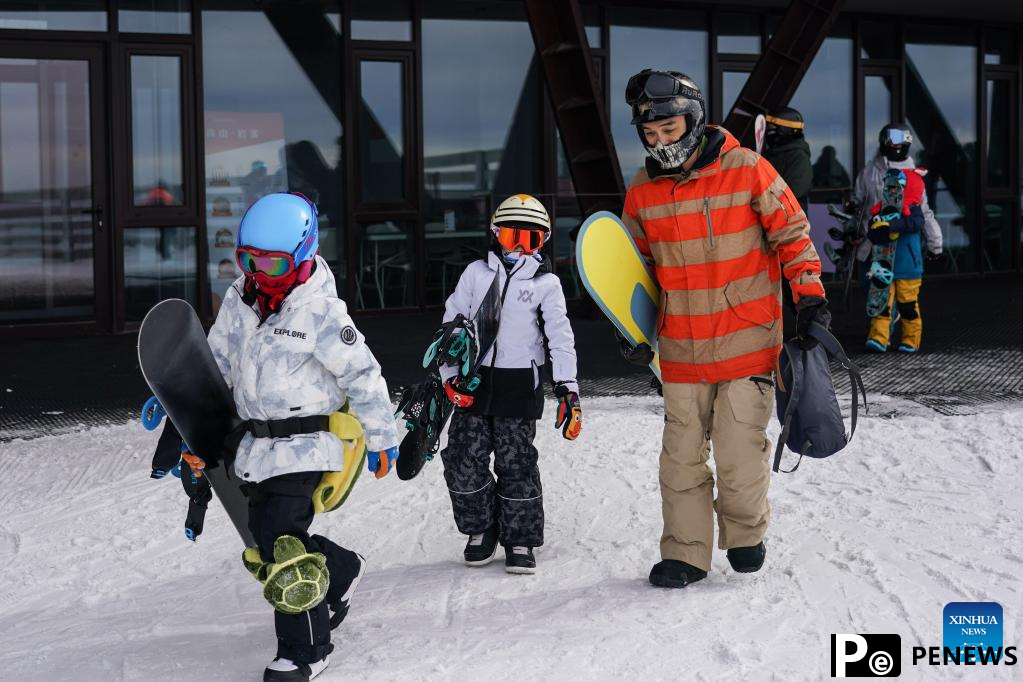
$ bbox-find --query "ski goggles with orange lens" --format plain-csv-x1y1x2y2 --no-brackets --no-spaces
494,225,545,254
236,247,297,279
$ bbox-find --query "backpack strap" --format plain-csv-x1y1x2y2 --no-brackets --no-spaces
809,321,868,442
772,342,804,474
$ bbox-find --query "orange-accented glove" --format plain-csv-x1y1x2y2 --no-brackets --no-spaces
367,445,399,479
180,445,206,479
554,383,582,441
444,378,475,409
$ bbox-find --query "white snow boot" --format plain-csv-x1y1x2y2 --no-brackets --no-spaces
263,655,329,682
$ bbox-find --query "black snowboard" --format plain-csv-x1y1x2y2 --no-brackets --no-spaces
138,298,255,547
395,270,503,481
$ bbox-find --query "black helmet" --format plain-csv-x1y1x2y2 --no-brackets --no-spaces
765,106,805,143
625,69,706,169
879,123,913,162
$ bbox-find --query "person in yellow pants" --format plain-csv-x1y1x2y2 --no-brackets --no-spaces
867,278,922,351
856,125,943,354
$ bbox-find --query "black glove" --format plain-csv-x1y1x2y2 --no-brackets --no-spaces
925,249,942,262
794,296,831,350
615,329,655,366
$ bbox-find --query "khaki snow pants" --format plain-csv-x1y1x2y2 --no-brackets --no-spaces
659,374,774,572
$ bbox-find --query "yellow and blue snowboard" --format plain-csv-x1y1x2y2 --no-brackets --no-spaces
576,211,662,380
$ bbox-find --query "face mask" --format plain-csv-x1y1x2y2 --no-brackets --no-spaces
501,250,522,265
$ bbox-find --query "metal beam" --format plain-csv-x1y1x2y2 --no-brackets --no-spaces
523,0,624,215
725,0,844,146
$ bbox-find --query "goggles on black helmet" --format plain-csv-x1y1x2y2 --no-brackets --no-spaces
882,128,912,146
626,70,703,105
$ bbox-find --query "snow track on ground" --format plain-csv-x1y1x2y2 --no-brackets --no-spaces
1,397,1021,680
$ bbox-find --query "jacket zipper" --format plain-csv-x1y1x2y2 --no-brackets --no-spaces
703,197,715,247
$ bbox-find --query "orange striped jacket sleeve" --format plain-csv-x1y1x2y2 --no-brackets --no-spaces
622,179,653,263
750,157,825,302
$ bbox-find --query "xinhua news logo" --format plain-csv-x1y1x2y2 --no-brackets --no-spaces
831,634,901,677
943,602,1002,663
910,601,1017,666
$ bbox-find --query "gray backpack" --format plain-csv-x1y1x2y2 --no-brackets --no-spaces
773,322,867,473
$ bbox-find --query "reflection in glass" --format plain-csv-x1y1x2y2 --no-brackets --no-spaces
131,55,184,206
790,29,853,193
350,0,411,41
722,70,750,118
124,227,197,320
360,61,405,203
422,2,542,303
202,2,343,308
0,1,106,32
0,58,95,322
119,0,191,34
610,8,708,177
982,203,1013,271
863,75,892,164
718,13,760,54
906,27,977,273
986,79,1012,189
355,222,415,309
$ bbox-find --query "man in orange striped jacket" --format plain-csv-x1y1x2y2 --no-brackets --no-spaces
620,70,831,589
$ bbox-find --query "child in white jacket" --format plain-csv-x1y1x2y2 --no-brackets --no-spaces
202,192,400,682
439,194,582,574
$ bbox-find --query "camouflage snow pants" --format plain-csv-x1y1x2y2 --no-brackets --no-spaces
440,411,543,547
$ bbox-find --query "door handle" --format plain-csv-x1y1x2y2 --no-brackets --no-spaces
82,207,104,231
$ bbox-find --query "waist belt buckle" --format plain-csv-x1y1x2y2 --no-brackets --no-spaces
249,421,271,438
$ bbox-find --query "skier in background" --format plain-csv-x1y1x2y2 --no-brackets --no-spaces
439,194,581,575
762,106,812,212
617,69,829,589
853,124,943,352
762,106,813,316
187,192,400,681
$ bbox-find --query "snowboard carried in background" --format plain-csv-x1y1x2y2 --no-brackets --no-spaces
576,211,662,380
138,298,255,547
865,169,906,318
394,271,502,481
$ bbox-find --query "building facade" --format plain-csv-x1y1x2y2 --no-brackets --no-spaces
1,0,1021,335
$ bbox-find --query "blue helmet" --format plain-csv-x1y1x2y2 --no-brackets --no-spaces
237,192,318,265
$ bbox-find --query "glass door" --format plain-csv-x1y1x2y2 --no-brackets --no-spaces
0,44,109,328
862,67,899,166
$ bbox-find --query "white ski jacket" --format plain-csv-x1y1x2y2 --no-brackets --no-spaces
208,256,399,483
442,251,578,414
853,154,943,261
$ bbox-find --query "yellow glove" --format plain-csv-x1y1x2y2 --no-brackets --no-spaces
312,412,367,513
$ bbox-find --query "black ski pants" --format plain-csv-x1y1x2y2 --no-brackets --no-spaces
247,471,362,664
440,411,544,547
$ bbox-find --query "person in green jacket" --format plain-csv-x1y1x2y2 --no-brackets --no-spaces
762,107,812,212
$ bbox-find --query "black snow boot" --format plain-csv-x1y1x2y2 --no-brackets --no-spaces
464,526,500,566
648,560,707,588
328,552,366,629
263,656,329,682
727,542,766,573
504,546,536,574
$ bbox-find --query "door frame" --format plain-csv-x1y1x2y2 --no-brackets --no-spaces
0,41,112,338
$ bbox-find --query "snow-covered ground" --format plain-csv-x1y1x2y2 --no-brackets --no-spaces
1,395,1021,681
